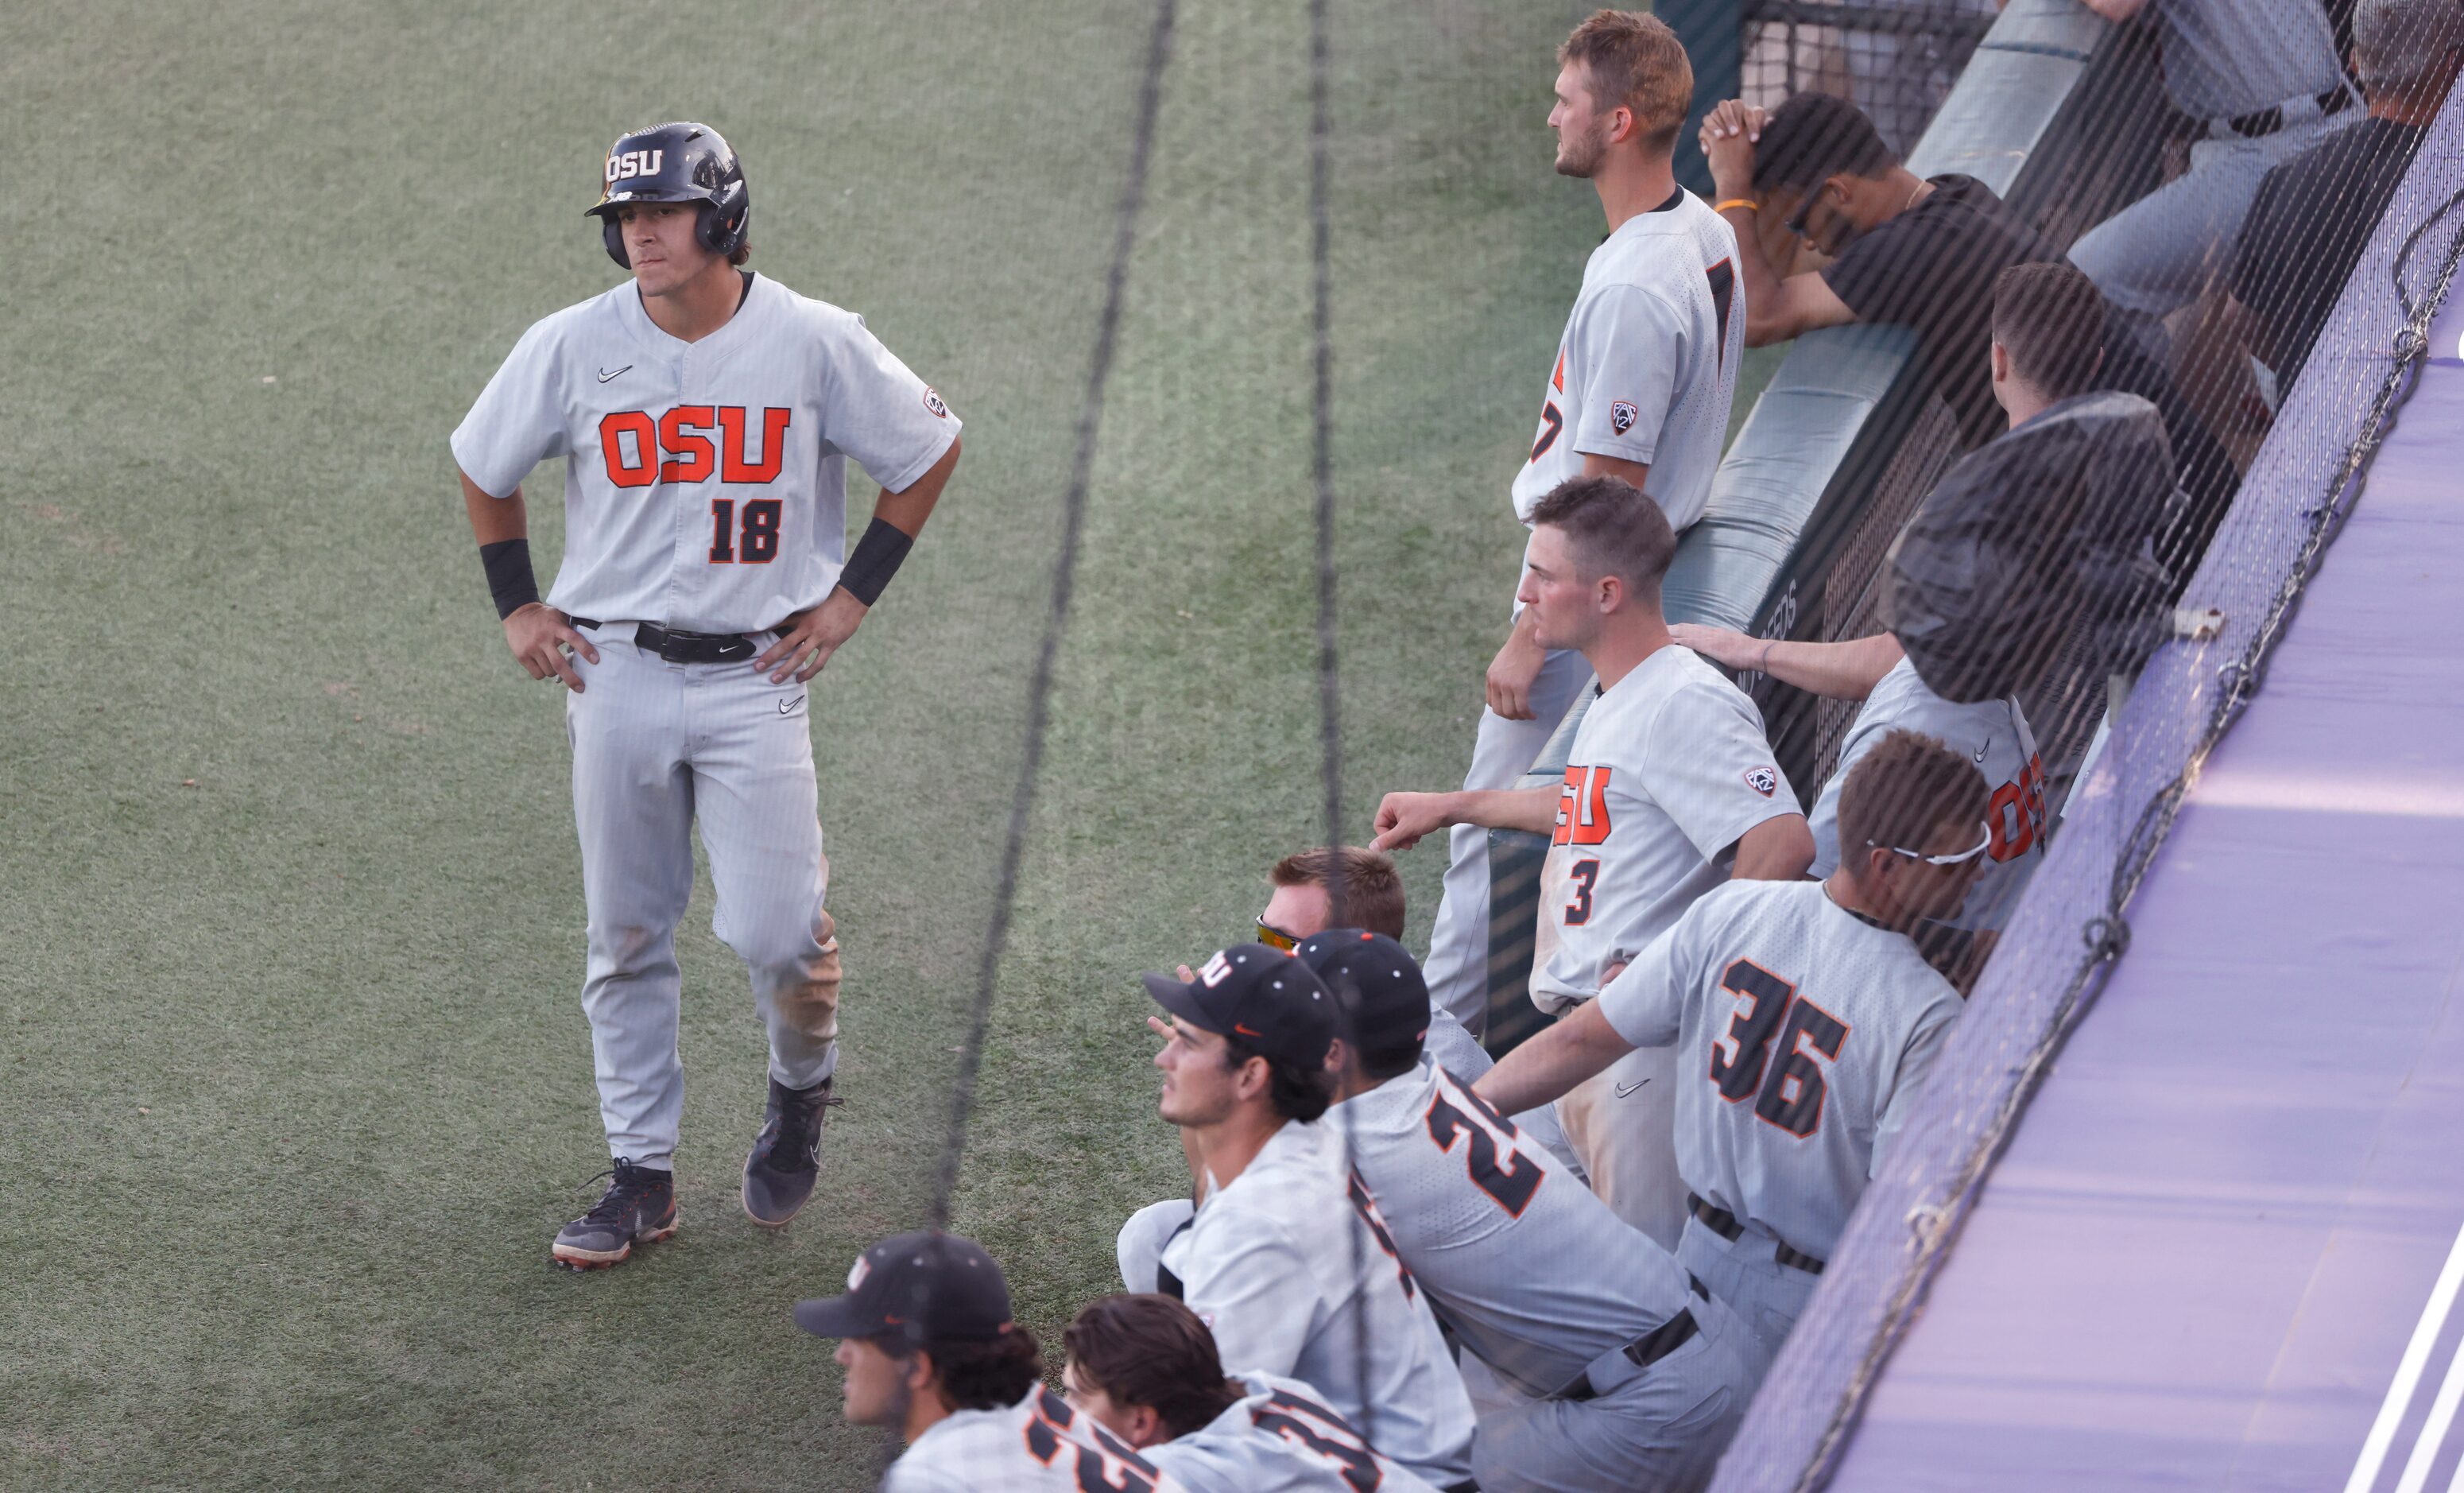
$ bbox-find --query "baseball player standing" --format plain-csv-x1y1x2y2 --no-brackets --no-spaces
1375,475,1811,1249
1478,730,1986,1366
796,1231,1187,1491
452,122,962,1268
1422,10,1745,1037
1300,932,1756,1493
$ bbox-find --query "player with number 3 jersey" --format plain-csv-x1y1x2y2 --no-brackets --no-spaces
452,122,962,1269
1481,731,1986,1367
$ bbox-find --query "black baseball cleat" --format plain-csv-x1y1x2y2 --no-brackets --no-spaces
552,1158,677,1270
742,1076,839,1228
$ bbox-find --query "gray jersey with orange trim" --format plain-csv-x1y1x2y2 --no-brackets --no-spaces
1807,656,2048,932
451,272,957,634
1331,1061,1703,1398
1146,1372,1443,1493
1509,189,1742,531
1597,878,1963,1258
1530,647,1802,1014
885,1386,1188,1492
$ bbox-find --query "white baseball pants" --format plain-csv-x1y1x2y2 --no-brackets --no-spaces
564,625,841,1169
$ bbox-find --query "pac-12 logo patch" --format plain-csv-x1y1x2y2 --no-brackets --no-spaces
1744,766,1780,798
1610,400,1640,435
922,387,949,418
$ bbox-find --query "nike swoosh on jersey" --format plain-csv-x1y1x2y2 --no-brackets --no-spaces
597,365,633,383
1974,737,1990,763
1614,1078,1652,1099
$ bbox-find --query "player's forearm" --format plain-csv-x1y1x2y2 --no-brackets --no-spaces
1761,633,1904,700
1730,815,1816,882
874,435,960,537
1450,787,1561,835
1477,1002,1631,1115
1721,208,1792,348
461,470,526,545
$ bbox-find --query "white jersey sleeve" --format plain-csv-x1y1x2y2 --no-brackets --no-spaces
1168,1206,1316,1380
1638,665,1804,868
451,312,574,498
1566,285,1686,467
1597,879,1964,1258
815,309,959,494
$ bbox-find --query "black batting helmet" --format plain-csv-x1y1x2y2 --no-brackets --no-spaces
586,122,750,269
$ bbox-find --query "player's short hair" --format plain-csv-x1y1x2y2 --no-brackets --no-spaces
1836,728,1992,875
1222,1031,1333,1123
1993,262,2107,401
1271,847,1405,940
885,1324,1046,1413
2357,0,2464,91
1063,1294,1245,1440
727,238,752,268
1753,92,1899,195
1559,10,1695,153
1527,474,1678,597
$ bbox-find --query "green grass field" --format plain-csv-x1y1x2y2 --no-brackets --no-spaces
0,2,1778,1486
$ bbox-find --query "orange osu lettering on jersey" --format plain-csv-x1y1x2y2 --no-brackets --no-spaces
598,406,792,489
1987,753,2050,862
657,405,716,483
1552,764,1612,847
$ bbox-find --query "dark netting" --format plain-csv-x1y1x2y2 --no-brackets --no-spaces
1741,0,2000,156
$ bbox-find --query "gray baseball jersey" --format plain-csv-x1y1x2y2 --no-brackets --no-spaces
451,273,958,634
1807,656,2048,932
451,270,955,1177
1510,190,1743,532
1333,1061,1700,1398
1531,647,1801,1014
1598,879,1963,1258
1156,1119,1478,1489
1146,1372,1443,1493
885,1386,1187,1492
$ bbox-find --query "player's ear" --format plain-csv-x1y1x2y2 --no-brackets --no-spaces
1127,1403,1167,1448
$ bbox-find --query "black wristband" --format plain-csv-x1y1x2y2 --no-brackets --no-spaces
835,518,914,607
480,537,542,620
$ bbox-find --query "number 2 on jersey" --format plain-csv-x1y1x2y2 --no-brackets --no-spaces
1425,1079,1542,1217
707,498,782,564
1707,959,1849,1138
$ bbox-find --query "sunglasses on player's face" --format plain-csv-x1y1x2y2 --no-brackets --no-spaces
1255,917,1301,952
1869,821,1993,867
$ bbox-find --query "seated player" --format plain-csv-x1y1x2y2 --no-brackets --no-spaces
1373,475,1811,1248
1296,930,1756,1493
1478,731,1987,1366
1248,845,1583,1178
1116,947,1478,1491
1061,1292,1444,1493
795,1230,1184,1491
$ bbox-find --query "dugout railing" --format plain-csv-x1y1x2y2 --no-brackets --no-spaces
1482,0,2174,1054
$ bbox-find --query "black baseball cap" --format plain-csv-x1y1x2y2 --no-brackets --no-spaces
792,1230,1013,1344
1296,930,1431,1063
1141,944,1335,1068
